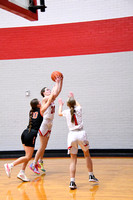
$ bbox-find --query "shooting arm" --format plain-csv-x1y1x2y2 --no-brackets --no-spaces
52,77,63,100
40,93,54,115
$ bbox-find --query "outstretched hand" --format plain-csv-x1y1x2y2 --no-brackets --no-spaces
55,76,63,82
68,91,74,98
58,98,64,105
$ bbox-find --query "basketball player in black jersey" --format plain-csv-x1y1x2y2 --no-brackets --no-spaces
4,93,54,182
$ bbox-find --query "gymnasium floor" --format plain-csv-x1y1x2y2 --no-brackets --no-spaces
0,157,133,200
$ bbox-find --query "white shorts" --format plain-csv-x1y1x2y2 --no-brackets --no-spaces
39,119,53,137
67,129,89,154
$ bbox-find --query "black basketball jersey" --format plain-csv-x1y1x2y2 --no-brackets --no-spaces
27,108,43,131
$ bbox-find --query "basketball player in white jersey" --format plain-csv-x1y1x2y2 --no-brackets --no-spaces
30,76,63,174
58,92,98,189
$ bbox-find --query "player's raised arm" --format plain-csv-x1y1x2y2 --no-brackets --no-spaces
58,98,64,116
52,77,63,99
40,92,54,115
68,91,80,106
51,71,63,100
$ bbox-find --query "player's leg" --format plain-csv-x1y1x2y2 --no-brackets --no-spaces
67,132,78,189
83,149,93,171
70,153,77,178
78,130,99,183
14,145,34,167
17,145,34,181
4,145,34,180
83,149,99,182
30,135,49,173
69,153,77,190
38,134,50,172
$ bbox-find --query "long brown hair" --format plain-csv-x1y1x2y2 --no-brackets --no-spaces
28,98,39,132
40,87,46,97
67,97,76,123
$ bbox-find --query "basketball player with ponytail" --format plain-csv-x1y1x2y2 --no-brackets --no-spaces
4,94,54,182
58,92,98,189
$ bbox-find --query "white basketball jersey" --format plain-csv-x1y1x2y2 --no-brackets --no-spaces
43,102,55,121
62,106,83,131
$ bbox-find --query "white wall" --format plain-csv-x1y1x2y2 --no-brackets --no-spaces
0,52,133,150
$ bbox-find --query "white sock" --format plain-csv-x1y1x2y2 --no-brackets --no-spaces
33,160,37,166
20,170,25,174
38,159,43,163
89,172,94,176
70,178,75,182
10,163,14,168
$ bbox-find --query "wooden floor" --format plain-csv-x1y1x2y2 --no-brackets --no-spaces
0,157,133,200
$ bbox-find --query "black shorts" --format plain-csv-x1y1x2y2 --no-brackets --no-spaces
21,128,38,147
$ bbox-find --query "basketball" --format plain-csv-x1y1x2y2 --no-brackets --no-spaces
51,71,63,82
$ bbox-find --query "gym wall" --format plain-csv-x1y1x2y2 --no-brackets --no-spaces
0,0,133,156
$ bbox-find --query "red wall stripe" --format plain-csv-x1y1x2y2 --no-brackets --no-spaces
0,16,133,60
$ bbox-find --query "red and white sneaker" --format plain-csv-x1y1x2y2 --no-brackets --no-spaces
17,172,30,182
4,163,12,178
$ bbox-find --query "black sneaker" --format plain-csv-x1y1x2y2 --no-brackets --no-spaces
69,181,77,190
89,175,99,182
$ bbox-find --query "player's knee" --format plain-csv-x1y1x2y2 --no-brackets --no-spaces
84,150,90,157
26,155,32,161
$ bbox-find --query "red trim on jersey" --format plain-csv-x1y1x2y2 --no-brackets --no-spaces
68,146,72,150
0,16,132,60
84,144,88,147
44,130,51,136
39,129,43,136
73,114,78,125
39,129,51,137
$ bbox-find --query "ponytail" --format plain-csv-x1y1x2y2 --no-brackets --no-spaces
67,97,76,124
28,98,39,133
28,109,33,132
70,107,76,123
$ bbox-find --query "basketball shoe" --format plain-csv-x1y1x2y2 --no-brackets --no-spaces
37,161,46,172
29,163,40,174
4,163,12,178
89,175,99,182
69,181,77,190
17,171,30,182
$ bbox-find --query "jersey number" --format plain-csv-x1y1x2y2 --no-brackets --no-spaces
33,112,38,119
